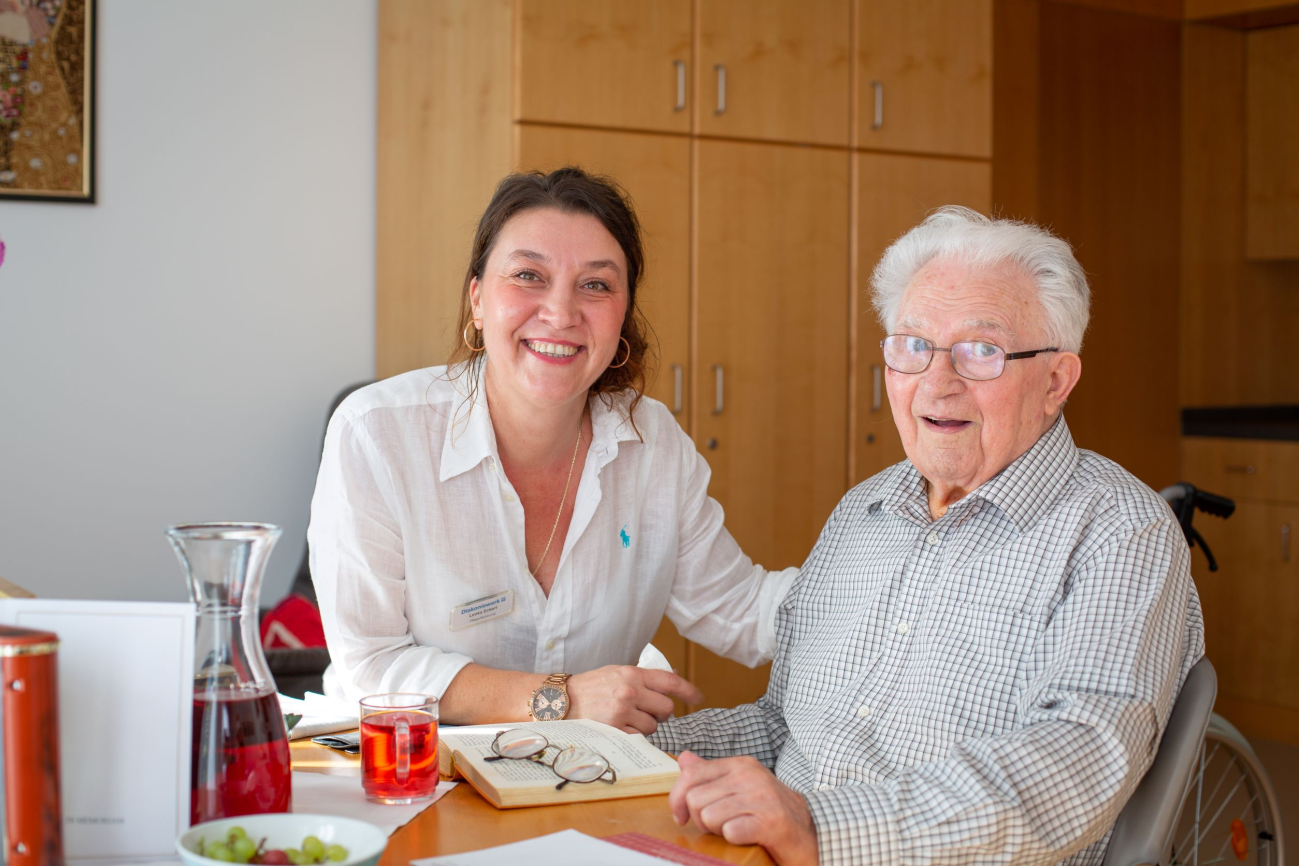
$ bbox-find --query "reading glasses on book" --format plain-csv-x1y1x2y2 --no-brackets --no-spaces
484,728,618,790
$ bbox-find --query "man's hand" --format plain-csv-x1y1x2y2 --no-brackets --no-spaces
668,751,818,866
566,666,703,734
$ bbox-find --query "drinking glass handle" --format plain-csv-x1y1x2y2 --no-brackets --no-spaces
396,718,410,783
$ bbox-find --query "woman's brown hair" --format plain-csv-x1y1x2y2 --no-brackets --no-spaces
447,167,654,425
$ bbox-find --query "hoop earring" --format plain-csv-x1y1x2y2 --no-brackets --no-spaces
463,322,486,353
608,336,631,369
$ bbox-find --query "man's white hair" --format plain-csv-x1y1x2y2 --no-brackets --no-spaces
870,206,1091,353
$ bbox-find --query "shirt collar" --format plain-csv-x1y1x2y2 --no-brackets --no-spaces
875,414,1078,532
438,360,643,482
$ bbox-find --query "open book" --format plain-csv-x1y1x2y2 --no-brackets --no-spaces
439,720,680,809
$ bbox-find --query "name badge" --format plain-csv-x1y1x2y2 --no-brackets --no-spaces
449,590,514,631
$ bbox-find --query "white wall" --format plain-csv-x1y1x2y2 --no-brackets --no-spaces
0,1,376,604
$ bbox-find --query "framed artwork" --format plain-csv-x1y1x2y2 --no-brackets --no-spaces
0,0,94,203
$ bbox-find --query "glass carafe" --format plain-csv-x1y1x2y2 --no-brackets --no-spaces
167,522,292,824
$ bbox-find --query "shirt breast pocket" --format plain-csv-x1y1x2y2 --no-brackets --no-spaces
915,595,1038,741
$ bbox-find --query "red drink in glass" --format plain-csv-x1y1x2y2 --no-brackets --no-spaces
360,695,439,804
191,689,291,823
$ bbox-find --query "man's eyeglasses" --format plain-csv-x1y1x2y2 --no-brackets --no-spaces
881,335,1058,381
483,728,617,790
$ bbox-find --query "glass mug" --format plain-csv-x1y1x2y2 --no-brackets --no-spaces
359,693,440,804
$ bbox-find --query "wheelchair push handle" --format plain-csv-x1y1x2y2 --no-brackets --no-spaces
1159,483,1235,572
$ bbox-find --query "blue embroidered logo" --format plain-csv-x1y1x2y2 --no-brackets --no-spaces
619,525,631,549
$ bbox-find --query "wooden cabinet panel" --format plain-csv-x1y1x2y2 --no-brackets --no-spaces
857,0,993,158
691,140,851,709
515,125,692,425
515,0,692,134
696,0,851,146
1246,24,1299,260
1182,437,1299,504
852,153,992,485
1202,501,1299,714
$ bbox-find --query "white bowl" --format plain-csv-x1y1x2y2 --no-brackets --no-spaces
177,814,388,866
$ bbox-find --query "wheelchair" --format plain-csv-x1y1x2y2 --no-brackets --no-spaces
1103,484,1285,866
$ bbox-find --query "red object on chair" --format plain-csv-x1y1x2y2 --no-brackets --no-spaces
260,594,327,649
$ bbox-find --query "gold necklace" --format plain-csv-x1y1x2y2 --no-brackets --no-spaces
531,423,582,578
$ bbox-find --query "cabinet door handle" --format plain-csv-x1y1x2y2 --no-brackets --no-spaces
870,364,882,412
714,64,727,115
711,364,725,415
871,81,884,129
1283,524,1292,564
673,60,686,112
670,363,683,414
1225,464,1257,475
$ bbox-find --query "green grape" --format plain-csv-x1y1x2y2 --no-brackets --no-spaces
325,845,347,863
227,827,249,843
231,837,257,862
207,842,234,863
301,836,324,862
285,848,305,866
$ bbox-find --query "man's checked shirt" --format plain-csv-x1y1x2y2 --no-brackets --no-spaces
652,416,1203,865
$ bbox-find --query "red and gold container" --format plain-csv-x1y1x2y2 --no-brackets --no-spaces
0,625,63,866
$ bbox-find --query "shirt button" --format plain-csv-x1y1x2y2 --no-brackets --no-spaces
857,704,871,718
925,531,940,545
545,639,555,650
489,459,497,472
817,783,831,791
896,621,910,635
503,492,515,502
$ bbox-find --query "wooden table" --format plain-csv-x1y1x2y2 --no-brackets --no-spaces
291,738,775,865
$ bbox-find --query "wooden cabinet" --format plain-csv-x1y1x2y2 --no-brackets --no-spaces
857,0,993,158
1246,23,1299,260
696,0,852,146
514,126,692,425
690,140,851,709
1185,436,1299,744
852,153,992,484
515,0,693,134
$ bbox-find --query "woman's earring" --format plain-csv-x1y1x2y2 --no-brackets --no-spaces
608,336,631,369
463,322,486,353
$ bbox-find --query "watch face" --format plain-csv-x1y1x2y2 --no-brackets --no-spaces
531,685,568,720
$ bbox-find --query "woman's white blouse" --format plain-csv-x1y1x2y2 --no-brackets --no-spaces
308,365,798,702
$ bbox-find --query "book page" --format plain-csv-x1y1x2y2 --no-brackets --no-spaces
445,720,677,790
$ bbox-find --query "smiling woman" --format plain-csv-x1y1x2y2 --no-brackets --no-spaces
307,168,798,733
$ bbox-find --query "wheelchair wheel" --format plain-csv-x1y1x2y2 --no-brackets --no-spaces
1168,713,1284,866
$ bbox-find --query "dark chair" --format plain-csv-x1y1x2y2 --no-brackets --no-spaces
266,380,375,698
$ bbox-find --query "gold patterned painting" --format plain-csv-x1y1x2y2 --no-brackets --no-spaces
0,0,93,202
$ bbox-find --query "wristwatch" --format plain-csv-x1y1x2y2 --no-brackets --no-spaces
528,673,572,721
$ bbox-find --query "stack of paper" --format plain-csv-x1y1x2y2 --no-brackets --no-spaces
278,691,358,739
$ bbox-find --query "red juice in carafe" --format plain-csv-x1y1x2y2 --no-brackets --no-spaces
191,689,291,823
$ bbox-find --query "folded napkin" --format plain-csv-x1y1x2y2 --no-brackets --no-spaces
278,692,358,740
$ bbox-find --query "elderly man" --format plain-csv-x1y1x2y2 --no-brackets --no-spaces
653,207,1202,866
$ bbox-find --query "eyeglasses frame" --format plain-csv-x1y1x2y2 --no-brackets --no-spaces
880,335,1060,381
482,728,618,791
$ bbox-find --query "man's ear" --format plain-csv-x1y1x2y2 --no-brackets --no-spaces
1045,351,1082,414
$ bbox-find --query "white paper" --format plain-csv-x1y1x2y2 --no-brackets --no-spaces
279,691,358,739
291,772,455,835
412,829,668,866
0,598,195,863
